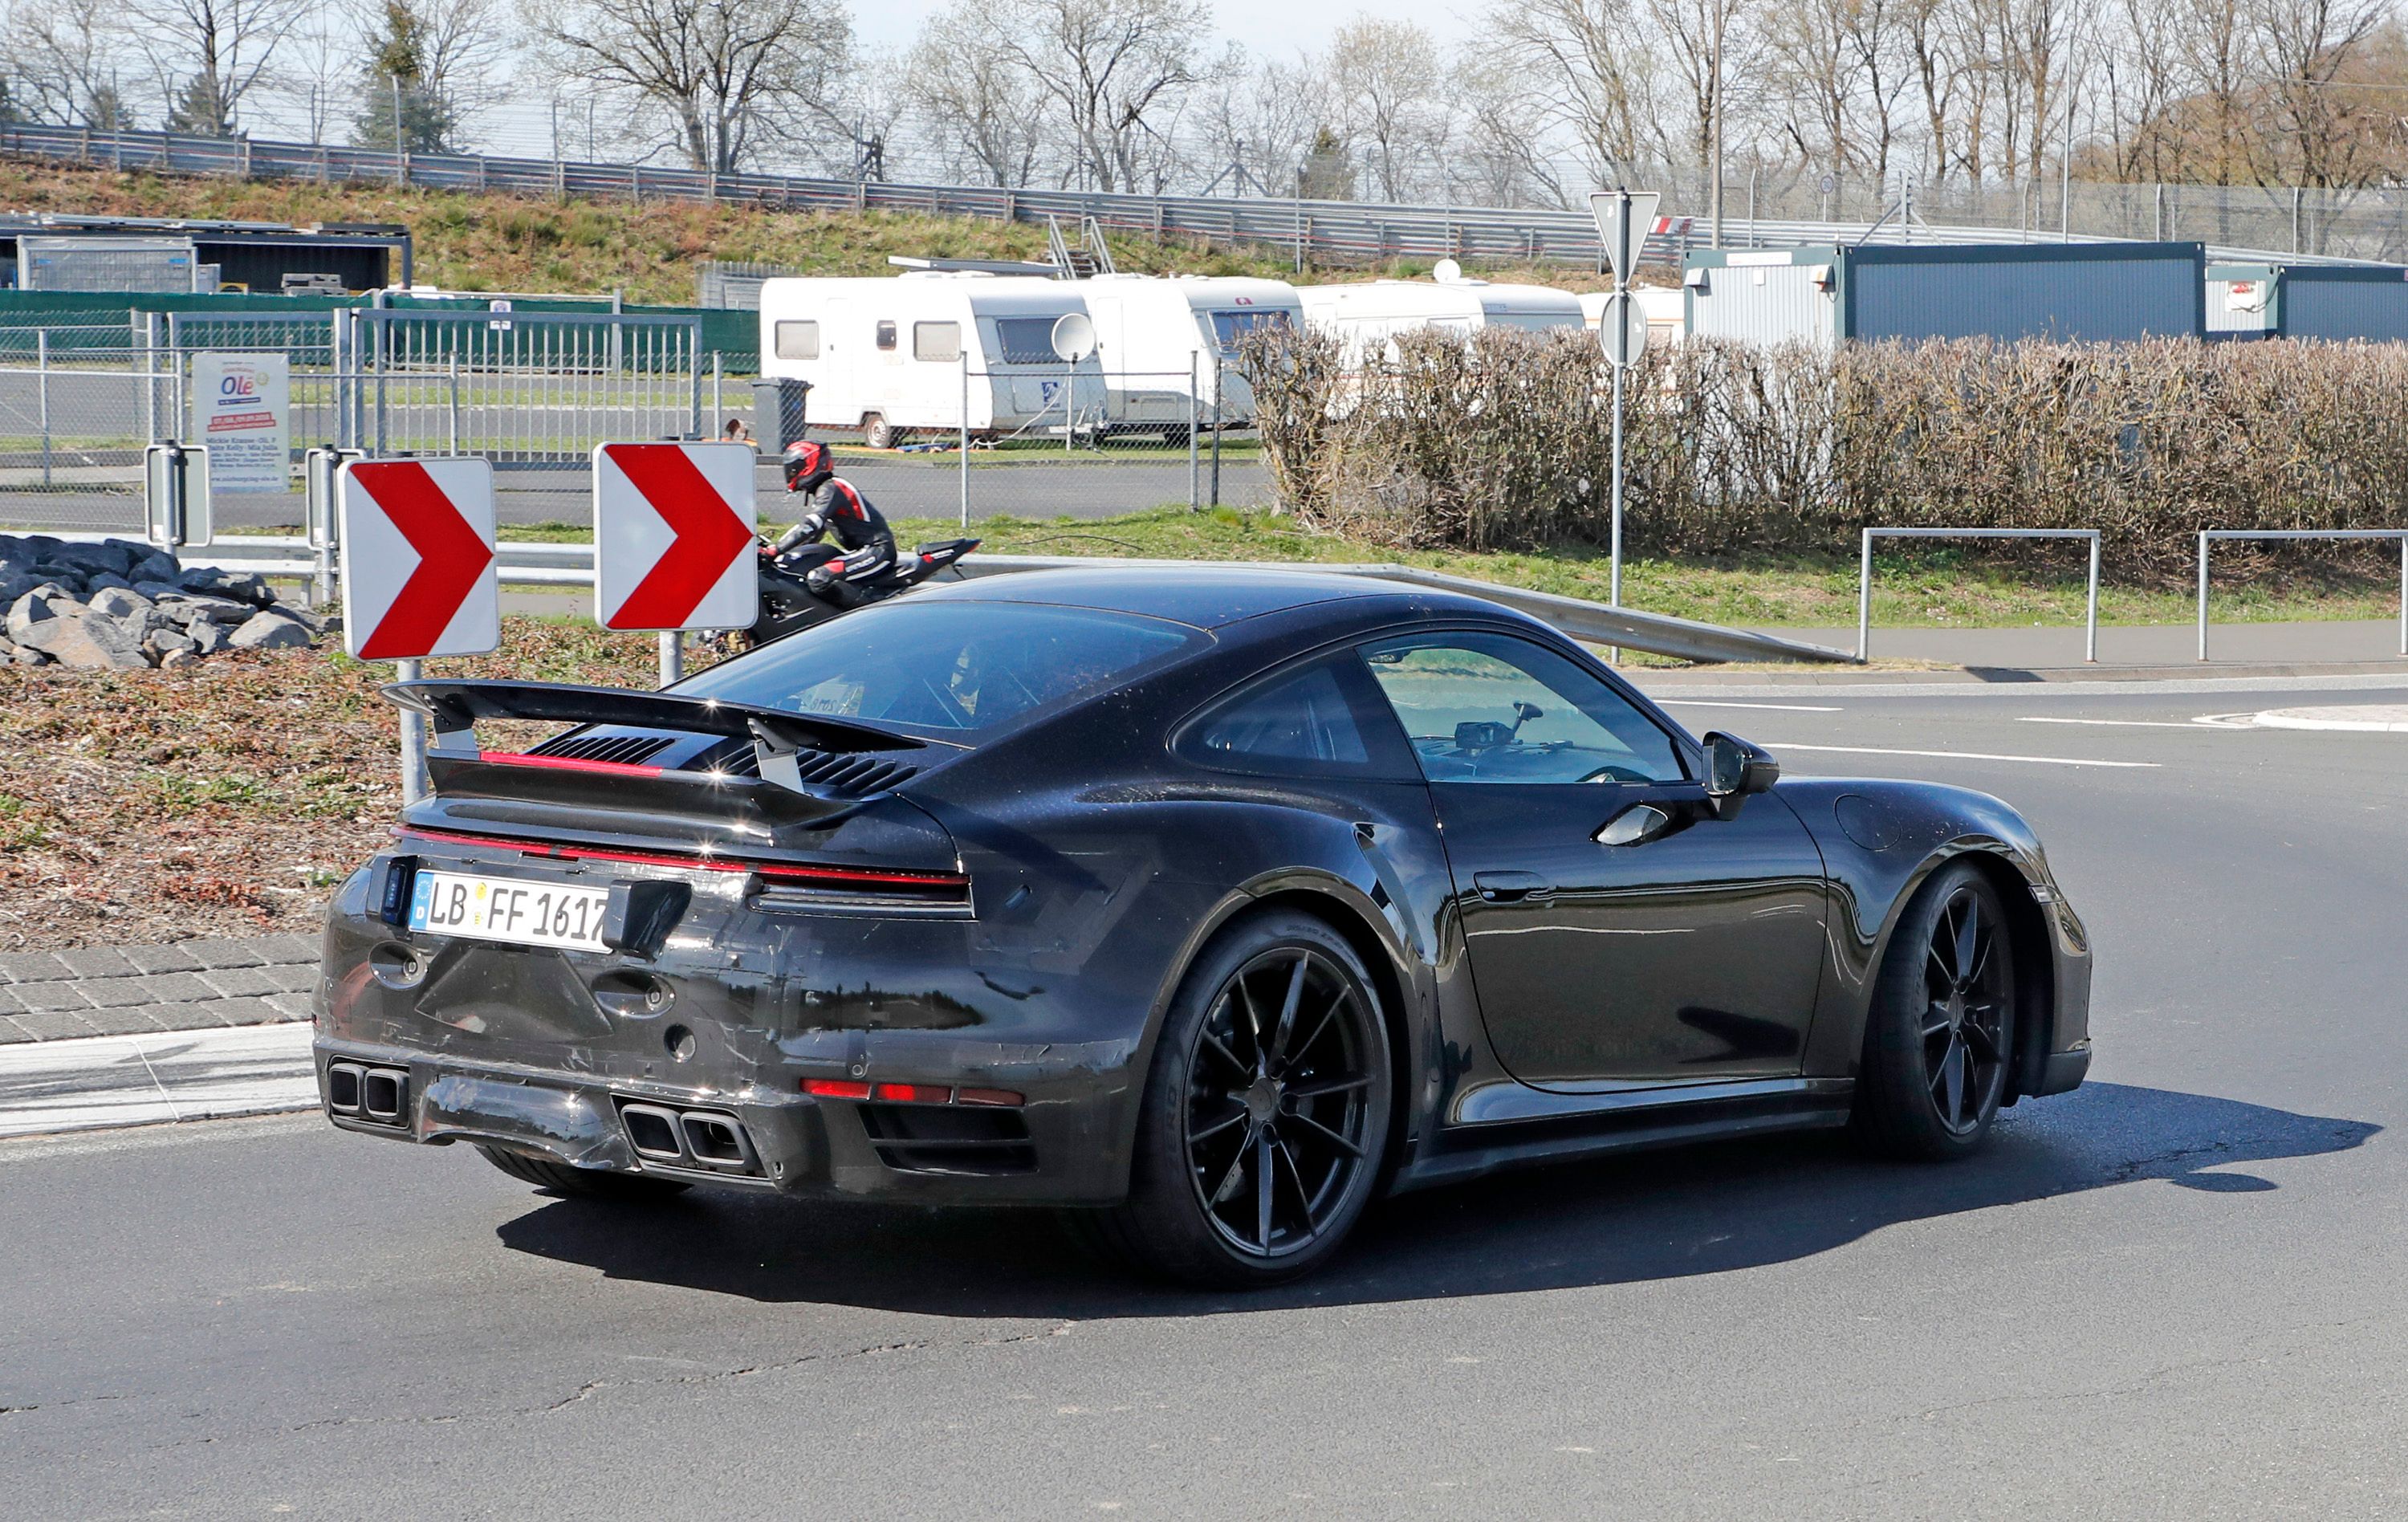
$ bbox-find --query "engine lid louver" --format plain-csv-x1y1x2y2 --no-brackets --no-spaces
527,733,677,767
714,743,919,798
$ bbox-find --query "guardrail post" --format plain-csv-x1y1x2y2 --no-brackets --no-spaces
397,657,427,804
1857,527,1874,662
2197,531,2211,661
2085,531,2100,663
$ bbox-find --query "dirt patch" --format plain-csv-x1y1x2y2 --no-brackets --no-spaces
0,617,677,951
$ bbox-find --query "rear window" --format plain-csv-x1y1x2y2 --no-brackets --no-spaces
992,316,1064,365
676,600,1203,737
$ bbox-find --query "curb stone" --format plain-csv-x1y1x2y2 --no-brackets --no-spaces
0,934,320,1042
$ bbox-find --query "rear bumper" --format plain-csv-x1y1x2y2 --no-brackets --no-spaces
2034,1043,2091,1097
314,1034,1136,1205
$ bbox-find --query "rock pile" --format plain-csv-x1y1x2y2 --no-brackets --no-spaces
0,535,331,670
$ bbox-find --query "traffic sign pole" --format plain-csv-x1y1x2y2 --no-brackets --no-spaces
1589,189,1661,665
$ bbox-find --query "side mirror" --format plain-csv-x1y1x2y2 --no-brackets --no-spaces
1701,732,1780,816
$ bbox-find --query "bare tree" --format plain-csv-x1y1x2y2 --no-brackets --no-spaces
7,0,133,126
1641,0,1753,214
354,0,510,151
1451,53,1568,205
130,0,311,133
906,4,1047,185
1192,46,1330,195
2253,0,2388,187
1326,14,1446,202
523,0,850,172
1481,0,1653,186
963,0,1216,193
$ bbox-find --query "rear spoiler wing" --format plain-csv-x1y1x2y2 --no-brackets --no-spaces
382,678,928,800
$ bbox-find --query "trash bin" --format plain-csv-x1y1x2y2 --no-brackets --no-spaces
750,377,811,450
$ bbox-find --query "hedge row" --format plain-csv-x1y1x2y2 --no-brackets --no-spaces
1240,328,2408,582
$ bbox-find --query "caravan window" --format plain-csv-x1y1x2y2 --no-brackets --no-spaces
773,320,820,360
913,321,962,362
992,317,1063,365
875,320,898,351
1208,309,1292,354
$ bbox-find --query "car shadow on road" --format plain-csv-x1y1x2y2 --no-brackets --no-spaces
492,1081,2377,1316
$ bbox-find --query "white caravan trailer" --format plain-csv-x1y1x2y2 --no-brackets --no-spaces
1296,270,1586,364
1578,287,1686,350
757,274,1106,447
1075,274,1304,433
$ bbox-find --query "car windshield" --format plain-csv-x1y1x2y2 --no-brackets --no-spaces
676,600,1204,738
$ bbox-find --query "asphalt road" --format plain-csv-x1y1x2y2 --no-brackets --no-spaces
5,675,2407,1519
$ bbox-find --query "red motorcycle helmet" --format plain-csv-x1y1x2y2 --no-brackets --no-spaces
782,439,834,494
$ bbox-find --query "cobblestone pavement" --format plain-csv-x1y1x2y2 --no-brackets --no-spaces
0,934,319,1043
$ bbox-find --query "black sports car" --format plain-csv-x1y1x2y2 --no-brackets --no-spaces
316,568,2093,1286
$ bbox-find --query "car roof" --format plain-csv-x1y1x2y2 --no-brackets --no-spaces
912,565,1510,632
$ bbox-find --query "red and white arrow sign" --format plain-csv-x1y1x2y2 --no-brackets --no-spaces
592,442,759,632
337,458,499,661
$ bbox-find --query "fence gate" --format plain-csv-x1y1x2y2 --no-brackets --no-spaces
344,308,705,462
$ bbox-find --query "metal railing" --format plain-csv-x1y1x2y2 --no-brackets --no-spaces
2197,530,2408,661
1859,527,2101,663
63,531,1850,665
0,123,2373,274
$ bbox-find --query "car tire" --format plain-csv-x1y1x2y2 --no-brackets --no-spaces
476,1143,692,1202
1095,910,1393,1288
1853,860,2018,1162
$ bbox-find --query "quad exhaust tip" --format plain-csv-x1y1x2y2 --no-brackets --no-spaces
618,1101,762,1177
326,1062,409,1125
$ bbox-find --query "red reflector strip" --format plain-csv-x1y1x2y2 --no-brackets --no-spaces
397,828,967,891
872,1082,951,1104
473,751,666,779
954,1088,1025,1108
801,1079,872,1100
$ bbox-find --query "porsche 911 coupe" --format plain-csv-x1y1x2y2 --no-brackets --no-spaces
315,568,2092,1286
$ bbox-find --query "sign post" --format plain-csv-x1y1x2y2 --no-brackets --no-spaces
304,446,365,609
1589,189,1660,663
339,458,501,803
143,440,213,549
592,442,759,687
189,352,290,498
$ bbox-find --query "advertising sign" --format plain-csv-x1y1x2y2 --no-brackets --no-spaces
189,352,291,495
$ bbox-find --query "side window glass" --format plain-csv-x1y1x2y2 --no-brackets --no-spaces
1180,655,1409,778
875,319,898,351
1361,632,1685,785
774,320,819,360
913,321,961,362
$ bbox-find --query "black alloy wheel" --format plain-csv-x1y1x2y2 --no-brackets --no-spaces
1855,861,2017,1160
477,1144,691,1203
1094,911,1392,1287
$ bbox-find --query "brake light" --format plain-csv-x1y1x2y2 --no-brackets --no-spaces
799,1079,1024,1107
397,827,968,893
802,1079,872,1100
872,1082,950,1104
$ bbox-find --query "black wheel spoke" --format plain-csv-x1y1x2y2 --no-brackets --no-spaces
1281,993,1348,1076
1940,1037,1966,1125
1961,1019,2000,1060
1254,1129,1275,1250
1209,1123,1259,1206
1187,1105,1248,1145
1232,979,1267,1070
1284,1076,1372,1101
1198,1029,1249,1078
1267,954,1308,1066
1283,1107,1365,1159
1953,901,1981,989
1922,1003,1955,1037
1274,1135,1319,1233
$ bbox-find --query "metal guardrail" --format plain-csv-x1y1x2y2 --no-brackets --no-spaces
0,124,2368,273
2196,529,2408,661
1860,527,2101,663
55,534,1852,665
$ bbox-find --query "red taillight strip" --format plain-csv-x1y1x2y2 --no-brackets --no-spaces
801,1078,1024,1107
397,827,968,890
471,751,668,779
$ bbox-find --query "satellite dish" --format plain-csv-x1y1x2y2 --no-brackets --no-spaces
1049,311,1097,362
1433,258,1463,284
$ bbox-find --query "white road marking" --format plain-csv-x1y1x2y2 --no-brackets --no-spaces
2017,716,2227,730
1656,700,1844,713
0,1023,317,1139
1760,742,2160,769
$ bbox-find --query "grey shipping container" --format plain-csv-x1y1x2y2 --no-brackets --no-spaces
17,235,205,293
2207,261,2408,340
1685,242,2207,347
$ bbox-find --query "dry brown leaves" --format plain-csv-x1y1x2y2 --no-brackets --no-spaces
0,618,680,950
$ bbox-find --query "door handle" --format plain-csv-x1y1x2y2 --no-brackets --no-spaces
1473,870,1554,902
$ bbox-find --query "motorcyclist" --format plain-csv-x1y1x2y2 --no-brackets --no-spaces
776,440,897,608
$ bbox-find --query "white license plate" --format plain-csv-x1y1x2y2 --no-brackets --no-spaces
407,869,611,952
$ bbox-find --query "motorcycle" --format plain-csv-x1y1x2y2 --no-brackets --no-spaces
734,527,981,649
